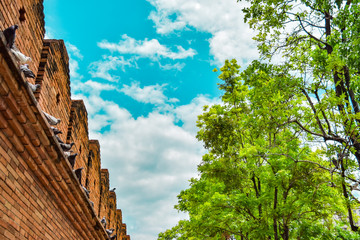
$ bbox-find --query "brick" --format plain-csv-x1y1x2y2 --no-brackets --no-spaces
3,92,20,115
0,75,10,96
0,112,8,129
0,2,130,239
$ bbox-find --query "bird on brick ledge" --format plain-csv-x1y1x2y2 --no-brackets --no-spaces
106,228,115,236
3,24,18,48
20,64,35,78
60,142,75,151
68,153,78,168
101,217,106,228
110,188,116,192
25,81,40,92
81,185,90,198
73,167,84,183
50,126,62,135
42,111,61,125
64,150,73,158
10,48,31,64
55,135,64,144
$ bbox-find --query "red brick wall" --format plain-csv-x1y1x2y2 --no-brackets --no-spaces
0,35,108,239
120,223,127,239
108,192,117,229
99,169,109,220
116,209,123,235
66,100,89,186
86,140,102,215
0,0,45,78
35,39,71,137
0,0,131,238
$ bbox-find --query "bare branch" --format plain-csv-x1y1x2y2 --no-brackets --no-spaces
286,12,329,47
314,90,332,135
301,88,327,136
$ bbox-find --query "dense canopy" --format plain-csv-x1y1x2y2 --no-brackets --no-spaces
158,0,360,239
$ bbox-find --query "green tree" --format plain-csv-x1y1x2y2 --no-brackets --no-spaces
239,0,360,231
159,0,360,239
159,60,355,239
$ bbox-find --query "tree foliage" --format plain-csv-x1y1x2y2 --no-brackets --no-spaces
159,0,360,239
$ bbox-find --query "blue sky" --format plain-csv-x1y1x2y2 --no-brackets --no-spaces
44,0,257,239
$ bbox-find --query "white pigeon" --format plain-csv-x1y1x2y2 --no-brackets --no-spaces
42,111,61,125
26,81,40,92
64,151,72,158
10,48,31,64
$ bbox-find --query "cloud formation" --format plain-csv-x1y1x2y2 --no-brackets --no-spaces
147,0,258,65
120,82,179,105
158,62,185,71
66,42,84,80
98,34,197,61
71,79,217,239
89,55,135,82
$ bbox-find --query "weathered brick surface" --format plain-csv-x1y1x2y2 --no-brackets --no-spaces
86,140,102,216
35,39,71,137
99,169,109,220
108,192,117,229
0,0,131,239
0,0,45,79
121,223,128,239
0,37,108,239
115,209,123,235
67,100,89,186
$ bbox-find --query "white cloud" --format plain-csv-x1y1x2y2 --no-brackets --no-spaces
66,42,84,80
72,80,117,95
98,34,196,61
149,10,188,34
96,111,200,240
69,58,83,80
120,82,179,106
174,95,219,134
44,26,55,39
66,43,83,60
159,62,185,71
88,55,134,82
72,79,217,240
147,0,258,65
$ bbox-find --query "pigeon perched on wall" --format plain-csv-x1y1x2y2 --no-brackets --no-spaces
73,167,84,183
20,64,35,78
42,111,61,125
68,153,78,168
81,185,90,198
3,25,18,48
106,228,115,236
50,126,62,135
60,142,74,151
110,188,116,192
109,234,117,240
10,48,31,64
100,217,106,228
55,135,64,144
64,151,73,158
26,81,40,92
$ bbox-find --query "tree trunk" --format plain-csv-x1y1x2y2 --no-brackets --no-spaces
273,187,278,240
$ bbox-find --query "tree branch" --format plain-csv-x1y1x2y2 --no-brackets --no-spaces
301,88,327,136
